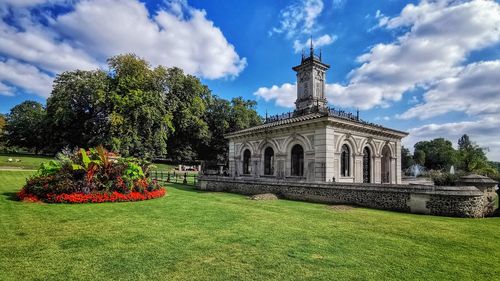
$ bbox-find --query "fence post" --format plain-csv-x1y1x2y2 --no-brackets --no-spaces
167,172,170,182
183,172,187,184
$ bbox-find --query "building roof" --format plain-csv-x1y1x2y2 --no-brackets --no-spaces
226,108,409,139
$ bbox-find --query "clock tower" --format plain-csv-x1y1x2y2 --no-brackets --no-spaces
292,42,330,115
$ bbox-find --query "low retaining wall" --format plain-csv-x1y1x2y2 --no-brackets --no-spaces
197,176,497,218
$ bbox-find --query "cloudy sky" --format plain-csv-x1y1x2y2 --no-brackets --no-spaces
0,0,499,160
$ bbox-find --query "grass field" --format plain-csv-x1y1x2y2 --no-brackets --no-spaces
1,170,499,281
0,153,53,170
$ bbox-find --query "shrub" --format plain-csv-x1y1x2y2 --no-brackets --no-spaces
18,146,165,203
430,171,459,186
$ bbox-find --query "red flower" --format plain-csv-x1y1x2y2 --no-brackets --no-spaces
19,188,166,204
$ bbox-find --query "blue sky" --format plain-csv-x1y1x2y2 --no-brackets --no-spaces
0,0,499,160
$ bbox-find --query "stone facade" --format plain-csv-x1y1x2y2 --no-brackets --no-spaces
226,48,408,184
198,176,496,218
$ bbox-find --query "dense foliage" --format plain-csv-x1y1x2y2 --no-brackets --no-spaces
17,146,165,203
3,101,46,154
2,54,261,162
408,134,498,178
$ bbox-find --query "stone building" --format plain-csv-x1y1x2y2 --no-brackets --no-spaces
226,46,408,184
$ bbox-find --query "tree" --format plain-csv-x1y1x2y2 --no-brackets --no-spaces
164,68,211,162
46,70,109,152
107,54,173,159
4,101,46,153
413,150,425,166
401,146,414,170
414,138,456,170
0,114,5,133
200,96,262,162
456,134,496,175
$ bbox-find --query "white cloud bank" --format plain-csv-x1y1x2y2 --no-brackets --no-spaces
0,0,246,97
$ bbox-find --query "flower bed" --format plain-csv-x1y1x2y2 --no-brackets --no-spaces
18,188,166,204
17,146,166,204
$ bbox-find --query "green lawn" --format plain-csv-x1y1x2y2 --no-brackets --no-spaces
0,153,53,170
1,171,499,281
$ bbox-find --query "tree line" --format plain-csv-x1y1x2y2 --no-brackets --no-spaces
0,54,261,162
402,135,498,176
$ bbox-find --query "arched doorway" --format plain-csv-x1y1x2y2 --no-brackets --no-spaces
363,147,371,183
291,144,304,176
381,145,391,183
243,149,251,175
264,147,274,175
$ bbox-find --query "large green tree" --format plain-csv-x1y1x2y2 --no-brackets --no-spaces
107,54,173,158
4,101,46,154
414,138,456,170
46,70,109,151
456,134,496,175
164,68,211,162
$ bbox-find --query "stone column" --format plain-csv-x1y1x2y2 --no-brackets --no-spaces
354,154,363,183
323,126,335,182
233,156,241,177
252,156,260,178
306,150,316,181
373,156,381,184
395,141,402,184
275,153,286,179
390,157,397,184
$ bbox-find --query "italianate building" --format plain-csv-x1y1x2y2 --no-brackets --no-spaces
226,46,408,184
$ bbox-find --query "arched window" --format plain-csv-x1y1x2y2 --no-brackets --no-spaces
363,147,371,183
341,144,350,177
381,145,391,183
291,144,304,176
264,147,274,175
243,149,251,174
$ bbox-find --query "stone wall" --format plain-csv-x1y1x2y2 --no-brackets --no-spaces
197,176,497,218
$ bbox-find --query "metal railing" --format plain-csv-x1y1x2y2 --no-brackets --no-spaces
263,105,386,129
150,170,198,186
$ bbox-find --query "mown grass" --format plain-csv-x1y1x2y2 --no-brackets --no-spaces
0,153,53,169
1,170,499,281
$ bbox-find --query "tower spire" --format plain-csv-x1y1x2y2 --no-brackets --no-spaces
309,35,314,58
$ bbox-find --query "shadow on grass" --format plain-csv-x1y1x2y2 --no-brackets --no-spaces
2,192,19,202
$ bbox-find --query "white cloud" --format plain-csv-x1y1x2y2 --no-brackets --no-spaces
254,83,296,108
0,81,14,96
332,0,346,9
0,0,246,97
0,59,53,97
293,34,337,53
271,0,324,39
333,0,500,109
404,117,500,161
399,60,500,120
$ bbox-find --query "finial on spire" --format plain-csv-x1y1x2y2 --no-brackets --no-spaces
309,35,314,58
319,48,322,61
